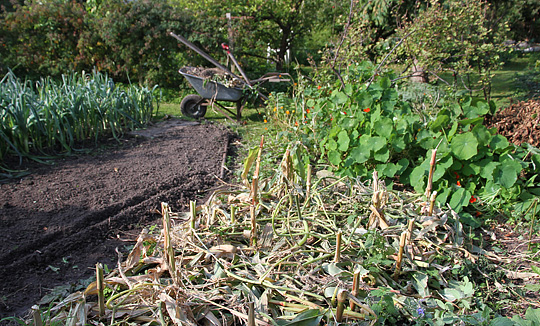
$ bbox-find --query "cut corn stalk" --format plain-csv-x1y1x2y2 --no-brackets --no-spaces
96,263,105,317
30,154,482,326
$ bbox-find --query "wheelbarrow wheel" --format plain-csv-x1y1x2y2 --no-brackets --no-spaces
180,94,207,119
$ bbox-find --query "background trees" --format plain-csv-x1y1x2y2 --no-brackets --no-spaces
0,0,538,87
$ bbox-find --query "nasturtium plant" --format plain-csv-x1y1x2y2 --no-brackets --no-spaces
268,61,537,219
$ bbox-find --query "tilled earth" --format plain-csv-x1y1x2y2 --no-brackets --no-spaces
0,120,230,319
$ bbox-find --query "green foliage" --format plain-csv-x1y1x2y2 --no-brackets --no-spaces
84,0,190,86
0,70,157,163
0,0,87,79
394,0,509,100
0,0,190,87
266,61,538,221
172,0,343,72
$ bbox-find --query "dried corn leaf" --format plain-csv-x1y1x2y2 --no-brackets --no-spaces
160,292,196,326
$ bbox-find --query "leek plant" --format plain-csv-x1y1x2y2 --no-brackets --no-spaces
0,70,158,163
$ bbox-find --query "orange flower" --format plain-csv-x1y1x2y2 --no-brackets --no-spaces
294,82,297,86
274,107,277,111
286,110,290,114
470,196,477,203
280,106,284,109
457,181,461,187
317,85,321,89
295,121,299,126
475,211,481,217
264,119,267,123
342,111,347,115
363,108,370,112
306,108,310,114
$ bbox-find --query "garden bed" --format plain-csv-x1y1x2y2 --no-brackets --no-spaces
0,120,230,319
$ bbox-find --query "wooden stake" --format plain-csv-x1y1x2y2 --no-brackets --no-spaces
190,200,197,229
428,191,437,216
250,136,264,247
425,148,437,200
250,205,257,247
230,205,236,224
305,164,312,205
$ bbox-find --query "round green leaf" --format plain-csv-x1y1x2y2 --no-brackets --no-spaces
373,116,393,138
374,147,389,162
328,150,342,165
449,187,471,212
450,132,478,160
337,130,350,152
350,146,369,164
326,138,337,151
493,162,520,188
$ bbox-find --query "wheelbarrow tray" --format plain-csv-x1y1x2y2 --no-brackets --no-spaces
179,68,244,102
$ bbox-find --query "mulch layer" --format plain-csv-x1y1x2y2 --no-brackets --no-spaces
0,119,230,319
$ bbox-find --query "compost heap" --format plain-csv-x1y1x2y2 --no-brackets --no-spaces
485,98,540,148
21,147,526,326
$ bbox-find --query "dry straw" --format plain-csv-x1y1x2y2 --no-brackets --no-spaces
32,145,486,325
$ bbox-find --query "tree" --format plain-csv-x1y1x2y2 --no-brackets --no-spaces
172,0,338,72
0,0,87,78
393,0,509,99
81,0,190,86
0,0,191,86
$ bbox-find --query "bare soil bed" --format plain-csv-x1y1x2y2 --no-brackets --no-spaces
0,119,230,319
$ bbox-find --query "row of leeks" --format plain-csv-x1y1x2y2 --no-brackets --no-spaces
28,140,513,326
0,70,157,163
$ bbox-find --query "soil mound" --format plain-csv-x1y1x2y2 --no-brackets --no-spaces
485,99,540,147
0,120,230,319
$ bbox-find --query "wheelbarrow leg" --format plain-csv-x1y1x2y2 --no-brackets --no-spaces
236,98,247,121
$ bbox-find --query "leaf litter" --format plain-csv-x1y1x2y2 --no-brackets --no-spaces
27,140,540,325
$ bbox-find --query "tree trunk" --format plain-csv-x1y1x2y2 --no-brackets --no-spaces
276,26,291,71
410,59,428,83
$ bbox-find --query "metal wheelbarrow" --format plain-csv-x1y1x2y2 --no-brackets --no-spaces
170,32,290,121
178,67,246,120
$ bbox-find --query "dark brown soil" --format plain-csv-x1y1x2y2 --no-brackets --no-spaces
0,119,230,320
485,99,540,147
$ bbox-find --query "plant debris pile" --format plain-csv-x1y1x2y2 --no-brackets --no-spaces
485,99,540,147
27,142,536,326
181,67,243,88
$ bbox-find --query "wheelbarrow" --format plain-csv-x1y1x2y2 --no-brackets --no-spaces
178,66,246,120
170,32,290,121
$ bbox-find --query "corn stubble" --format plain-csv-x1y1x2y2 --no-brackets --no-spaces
37,145,478,325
